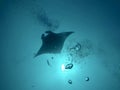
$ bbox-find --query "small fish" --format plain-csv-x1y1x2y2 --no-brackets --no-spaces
47,60,51,67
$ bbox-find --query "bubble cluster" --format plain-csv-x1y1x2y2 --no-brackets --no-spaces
66,39,93,64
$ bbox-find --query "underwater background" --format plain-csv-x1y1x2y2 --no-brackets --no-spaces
0,0,120,90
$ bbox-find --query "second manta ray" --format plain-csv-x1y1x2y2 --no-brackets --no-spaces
34,31,74,57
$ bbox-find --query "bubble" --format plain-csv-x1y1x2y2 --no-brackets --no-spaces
51,56,54,59
65,63,73,69
68,80,72,84
85,77,89,81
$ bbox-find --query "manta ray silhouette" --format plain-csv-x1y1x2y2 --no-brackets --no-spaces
34,31,74,57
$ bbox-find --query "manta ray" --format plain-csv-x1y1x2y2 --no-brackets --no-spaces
34,31,74,57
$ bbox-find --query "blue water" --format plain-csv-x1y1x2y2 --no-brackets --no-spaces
0,0,120,90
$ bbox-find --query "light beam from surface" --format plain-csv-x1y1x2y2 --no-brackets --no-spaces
61,64,65,71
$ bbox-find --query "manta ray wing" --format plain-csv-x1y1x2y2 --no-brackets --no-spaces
34,31,74,57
